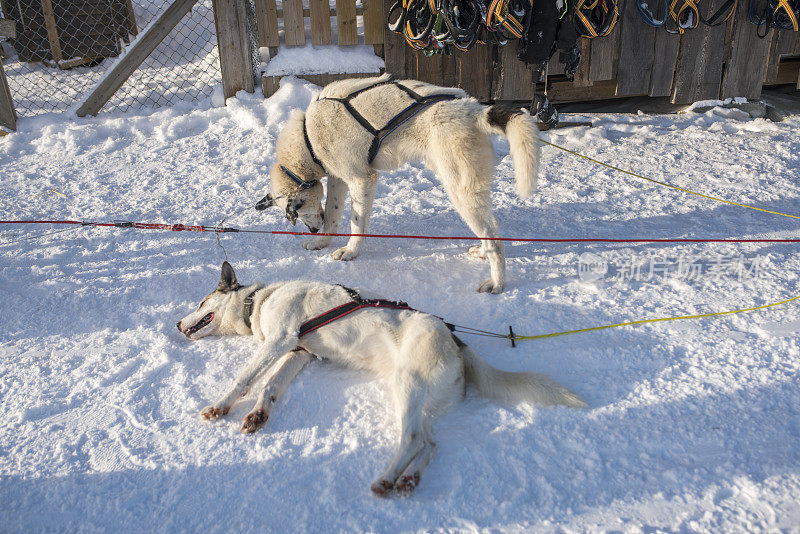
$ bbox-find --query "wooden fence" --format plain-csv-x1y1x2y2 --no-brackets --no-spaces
256,0,386,96
383,0,800,104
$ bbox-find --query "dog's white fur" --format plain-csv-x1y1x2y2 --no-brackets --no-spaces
178,262,585,497
263,74,540,294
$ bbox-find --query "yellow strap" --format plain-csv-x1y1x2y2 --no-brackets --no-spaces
669,0,700,32
775,0,799,30
576,9,600,36
514,293,800,342
540,139,800,221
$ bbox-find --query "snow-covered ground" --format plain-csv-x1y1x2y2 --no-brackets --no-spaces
1,78,799,532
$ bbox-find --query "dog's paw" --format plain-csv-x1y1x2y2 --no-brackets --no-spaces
477,279,504,294
468,245,487,260
370,479,394,497
240,410,268,433
201,405,229,420
395,472,420,497
331,247,359,261
302,237,331,250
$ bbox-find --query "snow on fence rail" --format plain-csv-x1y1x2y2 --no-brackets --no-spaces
256,0,386,97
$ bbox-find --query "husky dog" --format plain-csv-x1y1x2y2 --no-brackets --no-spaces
256,74,540,294
177,262,585,496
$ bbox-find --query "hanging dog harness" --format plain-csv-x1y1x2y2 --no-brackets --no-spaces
306,77,460,168
297,285,419,338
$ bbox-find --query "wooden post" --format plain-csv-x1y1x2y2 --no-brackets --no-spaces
76,0,199,117
720,2,774,100
0,18,17,39
212,0,255,100
0,57,16,131
40,0,64,62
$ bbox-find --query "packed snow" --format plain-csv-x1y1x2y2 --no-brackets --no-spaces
263,42,384,76
1,77,799,532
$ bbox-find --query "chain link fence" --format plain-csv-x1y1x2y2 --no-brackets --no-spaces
0,0,249,117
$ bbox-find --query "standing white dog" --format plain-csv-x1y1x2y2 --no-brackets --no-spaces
177,262,585,497
256,74,540,294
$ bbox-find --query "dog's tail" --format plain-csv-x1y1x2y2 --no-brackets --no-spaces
479,104,540,199
459,341,586,408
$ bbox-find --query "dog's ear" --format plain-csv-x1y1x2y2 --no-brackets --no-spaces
255,193,274,211
285,197,303,225
218,261,241,292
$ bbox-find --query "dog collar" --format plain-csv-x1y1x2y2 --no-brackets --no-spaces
242,287,262,330
280,165,318,191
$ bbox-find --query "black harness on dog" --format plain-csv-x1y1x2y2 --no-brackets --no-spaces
304,77,460,170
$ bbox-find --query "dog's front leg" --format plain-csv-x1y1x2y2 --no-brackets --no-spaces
331,173,377,261
201,336,297,420
303,175,346,251
241,348,314,433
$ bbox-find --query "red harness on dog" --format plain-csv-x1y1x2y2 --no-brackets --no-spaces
298,286,417,338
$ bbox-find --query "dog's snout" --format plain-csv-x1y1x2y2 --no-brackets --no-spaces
310,226,320,234
176,321,182,332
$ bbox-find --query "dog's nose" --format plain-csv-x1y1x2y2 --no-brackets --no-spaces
176,321,182,332
310,226,320,234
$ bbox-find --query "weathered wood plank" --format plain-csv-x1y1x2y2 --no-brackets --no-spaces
283,0,305,46
336,0,358,45
493,44,535,101
40,0,63,61
649,30,680,96
441,50,459,87
309,0,332,45
671,0,730,104
212,0,255,99
76,0,199,117
720,2,773,99
615,0,656,96
549,79,618,101
588,12,622,81
382,0,410,77
362,0,385,45
415,50,444,86
573,39,593,88
0,57,16,131
254,0,279,47
0,18,17,39
457,44,492,100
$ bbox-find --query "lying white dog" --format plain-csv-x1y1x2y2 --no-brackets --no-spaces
256,74,540,294
177,262,586,497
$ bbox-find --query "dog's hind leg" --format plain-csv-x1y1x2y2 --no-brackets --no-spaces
241,348,314,433
437,169,506,293
394,416,436,496
370,370,432,497
331,172,377,261
303,175,347,251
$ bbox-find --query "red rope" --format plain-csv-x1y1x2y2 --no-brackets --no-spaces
270,231,800,244
2,220,799,244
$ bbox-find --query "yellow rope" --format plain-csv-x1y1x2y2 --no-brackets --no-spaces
506,139,800,343
514,293,800,342
540,139,800,221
